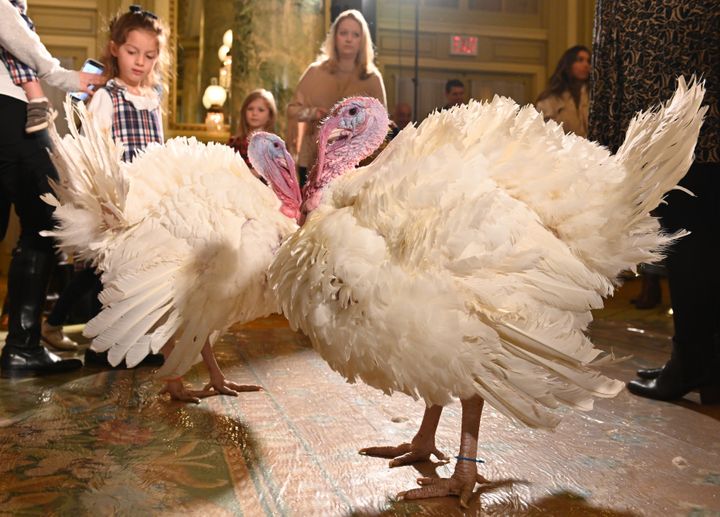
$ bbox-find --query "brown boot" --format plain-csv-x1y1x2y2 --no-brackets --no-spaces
41,320,79,351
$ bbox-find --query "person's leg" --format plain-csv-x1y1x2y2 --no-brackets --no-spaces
21,79,44,100
0,95,81,377
665,163,720,374
628,163,720,402
631,271,661,309
46,267,100,327
42,267,102,351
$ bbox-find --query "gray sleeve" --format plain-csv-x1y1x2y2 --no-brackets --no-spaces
0,1,80,91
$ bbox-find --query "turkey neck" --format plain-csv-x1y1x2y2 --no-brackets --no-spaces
302,144,359,210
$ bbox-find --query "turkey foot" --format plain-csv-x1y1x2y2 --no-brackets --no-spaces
398,396,487,508
203,375,263,397
202,342,263,397
399,470,487,508
359,405,447,467
360,442,448,467
161,378,218,403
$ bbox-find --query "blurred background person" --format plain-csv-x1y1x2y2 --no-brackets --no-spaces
442,78,465,110
536,45,590,137
389,101,411,138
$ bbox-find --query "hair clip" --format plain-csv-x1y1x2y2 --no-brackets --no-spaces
129,4,158,20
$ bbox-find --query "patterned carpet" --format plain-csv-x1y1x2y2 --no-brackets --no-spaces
1,279,718,516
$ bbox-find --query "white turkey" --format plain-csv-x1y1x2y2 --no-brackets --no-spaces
44,99,301,402
269,78,706,506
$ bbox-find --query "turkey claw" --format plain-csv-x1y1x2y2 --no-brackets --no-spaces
359,442,448,467
161,379,217,404
204,379,263,397
398,473,485,508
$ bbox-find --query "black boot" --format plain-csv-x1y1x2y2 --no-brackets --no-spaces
0,247,82,378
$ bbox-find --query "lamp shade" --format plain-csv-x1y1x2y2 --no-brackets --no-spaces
218,44,230,62
223,29,233,47
202,78,227,109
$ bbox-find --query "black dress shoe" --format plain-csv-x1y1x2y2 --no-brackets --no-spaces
84,348,164,369
0,346,83,378
627,371,720,404
636,367,663,380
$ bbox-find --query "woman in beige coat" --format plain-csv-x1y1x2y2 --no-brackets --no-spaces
287,9,387,186
536,45,590,138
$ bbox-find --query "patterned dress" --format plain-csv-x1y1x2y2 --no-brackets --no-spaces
589,0,719,163
102,79,164,162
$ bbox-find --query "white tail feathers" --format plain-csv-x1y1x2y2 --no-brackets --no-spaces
42,96,129,265
617,76,706,223
586,76,707,278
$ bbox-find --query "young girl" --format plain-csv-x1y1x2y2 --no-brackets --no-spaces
89,5,168,162
228,88,277,171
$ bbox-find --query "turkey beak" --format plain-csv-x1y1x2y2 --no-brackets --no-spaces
326,128,347,144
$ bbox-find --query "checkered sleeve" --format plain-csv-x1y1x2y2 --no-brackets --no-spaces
0,47,38,85
1,0,39,85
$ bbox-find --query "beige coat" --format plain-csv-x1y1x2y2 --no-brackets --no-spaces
286,61,387,168
536,85,589,138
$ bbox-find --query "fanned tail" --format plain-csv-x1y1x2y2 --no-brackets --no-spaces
617,76,706,225
578,76,707,279
42,96,129,264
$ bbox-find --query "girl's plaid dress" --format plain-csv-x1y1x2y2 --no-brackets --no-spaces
103,79,164,162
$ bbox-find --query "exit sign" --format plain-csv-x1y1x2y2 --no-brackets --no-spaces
450,35,478,56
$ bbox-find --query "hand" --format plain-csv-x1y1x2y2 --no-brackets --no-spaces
77,71,105,95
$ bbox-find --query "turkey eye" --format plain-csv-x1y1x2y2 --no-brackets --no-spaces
273,142,279,148
348,107,358,116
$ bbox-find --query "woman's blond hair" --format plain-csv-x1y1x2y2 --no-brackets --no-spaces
317,9,377,79
238,89,277,139
99,6,169,91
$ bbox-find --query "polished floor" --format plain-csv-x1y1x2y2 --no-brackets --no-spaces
0,277,718,516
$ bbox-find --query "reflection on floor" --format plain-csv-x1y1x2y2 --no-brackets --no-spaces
0,277,718,516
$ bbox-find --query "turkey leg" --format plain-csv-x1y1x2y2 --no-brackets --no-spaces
359,404,447,467
160,341,262,403
200,341,263,396
399,396,487,508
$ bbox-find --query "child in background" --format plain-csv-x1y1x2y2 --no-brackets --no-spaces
1,0,60,133
228,88,277,173
89,4,168,162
